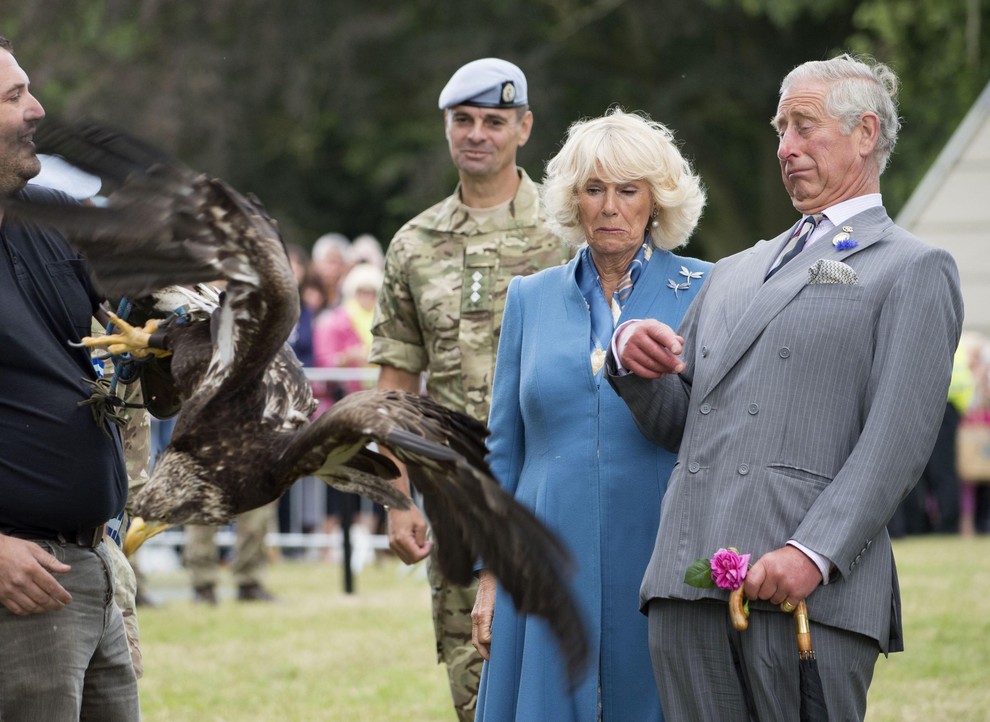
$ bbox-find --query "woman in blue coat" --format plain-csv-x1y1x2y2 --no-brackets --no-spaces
472,108,711,722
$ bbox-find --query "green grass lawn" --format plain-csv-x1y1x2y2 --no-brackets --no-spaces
137,556,451,722
136,535,990,721
868,536,990,722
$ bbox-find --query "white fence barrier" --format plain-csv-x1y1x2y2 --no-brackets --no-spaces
138,529,390,551
302,367,379,383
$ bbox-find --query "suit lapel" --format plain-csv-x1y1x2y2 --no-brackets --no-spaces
721,226,795,331
701,207,894,398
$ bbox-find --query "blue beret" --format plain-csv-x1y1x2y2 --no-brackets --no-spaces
438,58,528,110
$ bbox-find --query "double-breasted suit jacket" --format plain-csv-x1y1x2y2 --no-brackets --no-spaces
608,206,963,652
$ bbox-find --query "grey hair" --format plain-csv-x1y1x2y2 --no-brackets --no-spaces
780,53,901,173
541,107,706,250
311,232,351,264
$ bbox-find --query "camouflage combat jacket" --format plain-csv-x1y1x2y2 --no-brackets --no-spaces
370,169,570,423
90,319,152,497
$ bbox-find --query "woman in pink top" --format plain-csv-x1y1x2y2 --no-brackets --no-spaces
312,262,384,403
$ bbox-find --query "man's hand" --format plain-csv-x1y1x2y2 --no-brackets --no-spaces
617,319,685,378
386,506,432,564
743,545,823,610
0,534,73,615
471,569,496,660
377,365,433,565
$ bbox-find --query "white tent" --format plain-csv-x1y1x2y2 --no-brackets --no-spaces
897,81,990,336
897,85,990,538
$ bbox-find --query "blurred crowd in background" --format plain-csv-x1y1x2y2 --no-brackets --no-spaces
282,231,388,551
890,331,990,538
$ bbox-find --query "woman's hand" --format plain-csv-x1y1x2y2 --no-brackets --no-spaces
471,569,497,660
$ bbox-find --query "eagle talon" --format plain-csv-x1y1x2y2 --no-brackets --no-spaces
81,312,171,358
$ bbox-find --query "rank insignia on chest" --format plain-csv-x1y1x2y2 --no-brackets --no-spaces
461,266,493,313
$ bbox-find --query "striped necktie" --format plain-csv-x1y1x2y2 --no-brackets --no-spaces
766,214,822,279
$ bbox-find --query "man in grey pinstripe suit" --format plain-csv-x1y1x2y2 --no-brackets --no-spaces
607,54,963,720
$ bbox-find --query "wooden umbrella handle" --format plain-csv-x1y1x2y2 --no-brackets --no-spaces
793,599,815,660
729,587,749,631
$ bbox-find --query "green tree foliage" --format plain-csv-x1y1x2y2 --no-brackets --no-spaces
847,0,990,209
5,0,988,259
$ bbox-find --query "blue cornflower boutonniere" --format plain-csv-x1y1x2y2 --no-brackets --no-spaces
832,226,858,252
668,266,704,297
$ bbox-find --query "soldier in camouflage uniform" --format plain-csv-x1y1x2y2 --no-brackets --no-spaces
90,317,151,678
111,397,150,679
369,58,570,722
183,503,278,604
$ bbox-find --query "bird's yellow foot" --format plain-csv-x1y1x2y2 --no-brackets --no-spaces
82,312,171,358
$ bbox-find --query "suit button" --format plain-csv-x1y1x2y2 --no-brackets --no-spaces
701,346,709,357
738,464,750,475
700,403,712,414
688,461,701,473
779,347,791,359
748,403,759,415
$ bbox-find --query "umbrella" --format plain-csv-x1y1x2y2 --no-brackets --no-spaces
793,600,828,722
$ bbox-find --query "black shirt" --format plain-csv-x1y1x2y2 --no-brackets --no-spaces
0,185,126,535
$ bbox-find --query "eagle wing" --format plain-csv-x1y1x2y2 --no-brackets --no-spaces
6,120,230,297
282,388,589,682
2,119,300,421
262,345,319,432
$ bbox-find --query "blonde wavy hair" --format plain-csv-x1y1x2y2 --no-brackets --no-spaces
542,107,706,250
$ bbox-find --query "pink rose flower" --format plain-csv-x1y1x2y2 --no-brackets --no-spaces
709,547,751,591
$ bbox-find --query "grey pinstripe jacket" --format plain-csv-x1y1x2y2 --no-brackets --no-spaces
608,206,963,653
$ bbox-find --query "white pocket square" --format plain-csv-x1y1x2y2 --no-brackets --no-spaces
807,259,858,285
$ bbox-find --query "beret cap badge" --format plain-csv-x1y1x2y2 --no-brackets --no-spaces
501,82,516,105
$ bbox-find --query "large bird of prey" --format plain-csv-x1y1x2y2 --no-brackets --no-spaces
2,120,588,680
